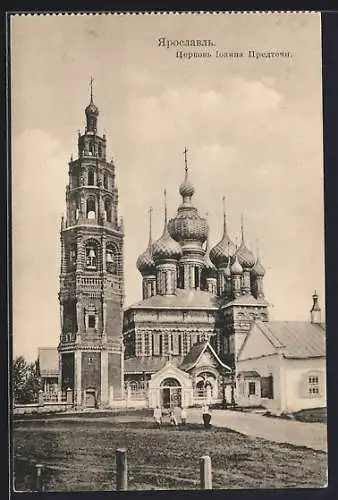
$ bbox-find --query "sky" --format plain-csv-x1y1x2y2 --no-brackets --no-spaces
11,13,325,362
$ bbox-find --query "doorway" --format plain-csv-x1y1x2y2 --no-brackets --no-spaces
160,378,182,408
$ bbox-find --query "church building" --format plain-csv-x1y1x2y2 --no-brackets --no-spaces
123,151,270,408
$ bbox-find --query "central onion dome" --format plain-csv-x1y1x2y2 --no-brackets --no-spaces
136,208,156,276
236,217,255,269
167,162,208,244
152,190,183,263
210,198,236,268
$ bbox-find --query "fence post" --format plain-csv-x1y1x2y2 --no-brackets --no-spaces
116,448,127,491
35,464,44,492
200,455,212,490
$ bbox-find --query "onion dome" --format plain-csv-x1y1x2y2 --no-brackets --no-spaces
252,256,265,277
85,101,99,116
203,228,217,275
179,173,195,199
231,254,243,275
224,259,231,279
152,190,183,263
136,207,156,276
209,197,236,268
167,150,208,244
236,216,256,268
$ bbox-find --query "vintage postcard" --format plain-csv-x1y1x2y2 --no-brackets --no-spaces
10,11,327,492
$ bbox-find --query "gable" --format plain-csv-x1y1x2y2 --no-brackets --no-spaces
196,350,218,369
149,362,192,387
238,324,277,360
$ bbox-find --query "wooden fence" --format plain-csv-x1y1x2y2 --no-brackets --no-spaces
30,449,213,491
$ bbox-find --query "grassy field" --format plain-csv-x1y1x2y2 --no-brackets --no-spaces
293,407,327,423
13,411,327,491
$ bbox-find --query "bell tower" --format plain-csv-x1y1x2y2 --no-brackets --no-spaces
58,80,124,408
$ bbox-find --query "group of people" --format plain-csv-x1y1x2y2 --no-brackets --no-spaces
153,404,212,429
153,405,187,427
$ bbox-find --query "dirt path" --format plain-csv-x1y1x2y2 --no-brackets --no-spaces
187,409,327,452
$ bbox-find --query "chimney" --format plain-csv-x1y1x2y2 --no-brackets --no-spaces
310,290,321,324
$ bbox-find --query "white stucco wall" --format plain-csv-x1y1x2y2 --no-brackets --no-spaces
281,357,326,412
236,354,282,410
148,363,193,408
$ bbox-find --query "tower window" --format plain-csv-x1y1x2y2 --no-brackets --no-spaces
69,244,77,270
88,169,95,186
103,173,108,189
106,246,117,274
195,267,200,289
159,334,163,356
88,315,95,328
86,198,96,219
104,199,112,222
86,244,98,270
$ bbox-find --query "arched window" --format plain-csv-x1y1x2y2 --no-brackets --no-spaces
106,245,117,274
88,169,95,186
86,198,96,219
104,199,112,222
75,195,80,220
68,244,77,270
160,378,181,387
159,334,163,356
85,242,98,270
103,173,108,189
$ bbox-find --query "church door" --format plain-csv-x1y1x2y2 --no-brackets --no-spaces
160,378,182,408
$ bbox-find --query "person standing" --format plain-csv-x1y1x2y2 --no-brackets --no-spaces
169,408,178,426
174,405,181,425
153,406,162,427
202,404,212,429
181,407,187,426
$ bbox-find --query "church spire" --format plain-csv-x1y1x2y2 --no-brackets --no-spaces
223,196,227,235
179,147,195,203
90,76,94,104
85,77,99,133
164,188,168,229
148,206,153,246
241,214,245,243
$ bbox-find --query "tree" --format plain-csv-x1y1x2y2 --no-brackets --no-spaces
13,355,42,404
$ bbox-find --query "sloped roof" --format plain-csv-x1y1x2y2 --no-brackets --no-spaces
38,347,59,376
238,371,261,378
126,289,221,311
179,341,231,372
222,295,269,308
124,356,184,374
255,321,326,359
179,341,208,371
